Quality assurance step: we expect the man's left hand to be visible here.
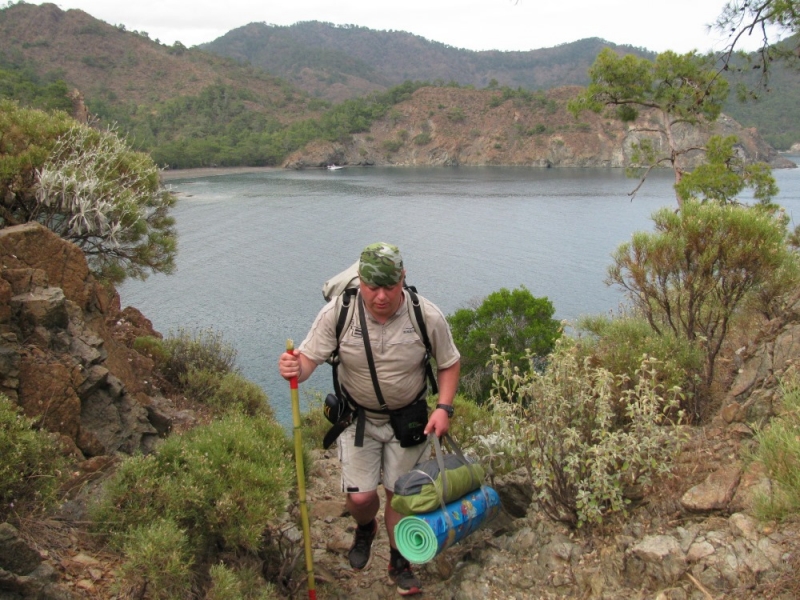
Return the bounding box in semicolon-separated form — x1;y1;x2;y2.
424;408;450;438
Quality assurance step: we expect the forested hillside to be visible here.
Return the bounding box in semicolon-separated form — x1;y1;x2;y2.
1;1;797;169
201;21;800;150
0;3;309;111
721;35;800;151
0;2;335;167
200;21;656;101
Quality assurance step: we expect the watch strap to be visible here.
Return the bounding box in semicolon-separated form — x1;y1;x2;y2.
436;403;454;417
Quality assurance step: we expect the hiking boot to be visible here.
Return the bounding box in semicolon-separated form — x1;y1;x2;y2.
388;554;422;596
348;519;377;570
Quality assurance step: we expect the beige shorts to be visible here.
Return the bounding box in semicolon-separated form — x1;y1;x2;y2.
338;418;430;494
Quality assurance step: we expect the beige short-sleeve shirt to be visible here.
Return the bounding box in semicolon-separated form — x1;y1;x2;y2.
298;290;460;412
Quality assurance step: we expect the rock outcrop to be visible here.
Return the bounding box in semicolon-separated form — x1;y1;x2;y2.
0;523;74;599
283;86;796;171
722;289;800;424
0;222;164;458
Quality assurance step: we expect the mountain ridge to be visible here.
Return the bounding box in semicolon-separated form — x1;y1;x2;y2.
1;2;797;167
200;21;655;102
0;2;318;121
199;21;800;149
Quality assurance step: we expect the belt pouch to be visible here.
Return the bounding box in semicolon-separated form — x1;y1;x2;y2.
389;397;428;448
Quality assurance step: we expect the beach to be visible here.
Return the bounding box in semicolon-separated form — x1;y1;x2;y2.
159;166;280;181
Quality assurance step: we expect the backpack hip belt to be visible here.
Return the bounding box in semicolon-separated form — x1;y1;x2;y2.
341;384;428;448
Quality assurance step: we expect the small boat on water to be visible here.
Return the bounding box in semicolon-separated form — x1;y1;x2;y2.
327;164;344;170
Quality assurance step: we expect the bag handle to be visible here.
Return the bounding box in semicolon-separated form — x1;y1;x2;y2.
429;433;483;513
442;433;481;492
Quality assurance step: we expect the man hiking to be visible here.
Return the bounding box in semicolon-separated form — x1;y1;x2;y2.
278;242;460;596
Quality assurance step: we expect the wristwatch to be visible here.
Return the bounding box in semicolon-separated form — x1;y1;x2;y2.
436;403;454;418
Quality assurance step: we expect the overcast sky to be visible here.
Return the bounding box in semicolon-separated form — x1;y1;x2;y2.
26;0;774;54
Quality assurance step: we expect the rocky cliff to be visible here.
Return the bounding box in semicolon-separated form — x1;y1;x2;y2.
0;223;168;459
284;86;795;171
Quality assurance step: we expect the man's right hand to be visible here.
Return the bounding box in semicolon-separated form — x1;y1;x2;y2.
278;351;302;381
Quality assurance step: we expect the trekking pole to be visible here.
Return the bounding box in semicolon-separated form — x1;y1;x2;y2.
286;339;317;600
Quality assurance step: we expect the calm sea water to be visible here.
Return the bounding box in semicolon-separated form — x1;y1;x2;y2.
119;159;800;427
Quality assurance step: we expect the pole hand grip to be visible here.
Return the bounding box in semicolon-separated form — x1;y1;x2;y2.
286;339;298;389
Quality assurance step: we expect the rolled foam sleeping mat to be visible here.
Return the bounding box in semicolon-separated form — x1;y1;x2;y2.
394;485;501;564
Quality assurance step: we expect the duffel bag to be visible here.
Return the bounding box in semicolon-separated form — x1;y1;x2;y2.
391;433;485;516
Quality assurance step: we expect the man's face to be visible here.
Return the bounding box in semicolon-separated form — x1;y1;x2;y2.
359;274;404;321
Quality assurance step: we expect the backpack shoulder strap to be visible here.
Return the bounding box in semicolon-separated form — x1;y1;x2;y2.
329;288;358;401
405;288;439;395
330;288;438;402
335;288;357;344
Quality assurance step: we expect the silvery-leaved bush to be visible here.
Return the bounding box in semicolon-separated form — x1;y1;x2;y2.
489;339;685;528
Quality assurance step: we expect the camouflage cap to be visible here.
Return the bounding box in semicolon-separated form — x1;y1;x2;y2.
358;242;404;287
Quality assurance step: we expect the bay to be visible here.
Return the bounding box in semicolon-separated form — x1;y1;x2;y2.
119;159;800;427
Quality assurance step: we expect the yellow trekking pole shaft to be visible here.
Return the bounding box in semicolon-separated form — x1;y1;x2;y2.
286;340;317;600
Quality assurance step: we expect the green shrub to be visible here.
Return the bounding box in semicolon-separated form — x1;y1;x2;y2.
444;394;494;452
132;335;169;366
207;563;279;600
161;327;237;387
747;256;800;320
207;564;242;600
448;286;561;403
608;200;797;413
576;313;702;419
489;340;685;528
212;372;273;418
118;519;194;600
382;138;403;152
388;109;403;126
180;369;272;418
91;413;293;555
413;132;432;145
752;374;800;521
0;394;64;516
14;107;177;284
180;368;222;403
446;107;466;122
